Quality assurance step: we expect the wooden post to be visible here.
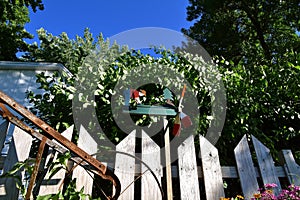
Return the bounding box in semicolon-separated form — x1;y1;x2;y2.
164;117;173;200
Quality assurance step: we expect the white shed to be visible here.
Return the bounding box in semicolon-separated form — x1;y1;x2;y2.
0;61;71;153
0;61;71;108
0;62;70;198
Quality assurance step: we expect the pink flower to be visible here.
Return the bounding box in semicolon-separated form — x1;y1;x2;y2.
265;183;278;189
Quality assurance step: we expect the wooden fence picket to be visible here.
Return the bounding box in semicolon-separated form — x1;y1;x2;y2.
252;135;281;195
199;135;225;200
114;130;136;200
38;125;73;196
72;125;97;195
141;130;162;200
280;149;300;186
234;135;259;200
178;135;201;200
0;120;299;200
0;125;32;199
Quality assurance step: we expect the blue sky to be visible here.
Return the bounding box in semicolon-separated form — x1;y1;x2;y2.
26;0;194;43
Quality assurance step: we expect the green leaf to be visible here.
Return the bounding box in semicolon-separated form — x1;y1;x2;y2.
48;166;64;180
37;191;64;200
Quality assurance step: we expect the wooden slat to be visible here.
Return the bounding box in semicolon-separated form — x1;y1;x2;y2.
199;135;225;200
0;121;9;151
114;130;136;200
218;166;239;178
171;165;285;178
0;125;32;199
252;135;281;195
72;125;97;195
141;130;162;200
164;118;173;200
234;135;259;200
105;163;286;179
178;135;200;200
39;125;73;195
0;121;9;169
280;150;300;186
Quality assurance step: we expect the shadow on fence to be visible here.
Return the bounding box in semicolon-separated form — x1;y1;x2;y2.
0;120;299;200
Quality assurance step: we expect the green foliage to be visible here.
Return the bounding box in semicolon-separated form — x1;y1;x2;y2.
0;153;93;199
0;0;44;60
15;0;44;12
69;41;220;142
26;71;75;133
0;1;33;60
24;30;108;133
2;0;44;13
23;25;299;197
183;0;300;164
36;151;95;199
0;158;35;198
25;26;300;167
216;56;300;164
37;179;92;200
183;0;300;65
25;28;97;74
47;151;71;180
1;0;296;197
25;29;222;144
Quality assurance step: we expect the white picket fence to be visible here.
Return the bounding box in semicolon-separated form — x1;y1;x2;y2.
0;120;299;200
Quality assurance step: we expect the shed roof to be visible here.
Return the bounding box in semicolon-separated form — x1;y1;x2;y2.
0;61;72;77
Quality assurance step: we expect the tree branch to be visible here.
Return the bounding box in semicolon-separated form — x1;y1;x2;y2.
240;1;271;61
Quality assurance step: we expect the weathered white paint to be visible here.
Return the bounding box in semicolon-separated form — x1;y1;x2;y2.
199;135;225;200
178;135;200;200
38;125;74;196
114;131;136;200
141;130;162;200
0;61;71;198
252;135;281;195
234;135;259;200
0;126;32;199
72;125;97;196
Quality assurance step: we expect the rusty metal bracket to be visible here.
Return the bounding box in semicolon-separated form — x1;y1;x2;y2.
25;136;47;200
0;90;121;200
